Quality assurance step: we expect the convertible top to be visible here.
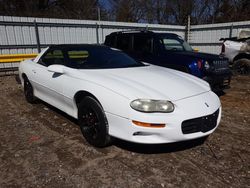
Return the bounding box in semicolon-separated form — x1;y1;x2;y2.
48;44;108;49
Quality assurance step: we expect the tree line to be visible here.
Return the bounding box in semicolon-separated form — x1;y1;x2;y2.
0;0;249;25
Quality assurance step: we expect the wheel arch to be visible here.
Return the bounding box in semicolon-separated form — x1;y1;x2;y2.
22;73;28;79
74;90;103;109
20;73;28;86
233;53;250;62
71;86;130;120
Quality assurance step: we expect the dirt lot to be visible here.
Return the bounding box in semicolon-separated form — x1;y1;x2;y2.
0;75;249;188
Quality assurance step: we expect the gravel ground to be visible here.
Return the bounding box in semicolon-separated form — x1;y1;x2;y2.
0;75;249;188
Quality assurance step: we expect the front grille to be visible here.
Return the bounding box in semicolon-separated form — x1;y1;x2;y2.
213;60;229;73
181;109;219;134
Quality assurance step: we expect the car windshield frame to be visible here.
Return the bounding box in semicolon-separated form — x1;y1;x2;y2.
158;35;193;52
64;46;146;69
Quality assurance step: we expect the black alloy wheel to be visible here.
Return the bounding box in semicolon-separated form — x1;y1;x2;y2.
24;78;36;103
78;96;111;147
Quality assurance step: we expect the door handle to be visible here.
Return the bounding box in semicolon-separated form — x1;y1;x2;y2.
32;69;36;73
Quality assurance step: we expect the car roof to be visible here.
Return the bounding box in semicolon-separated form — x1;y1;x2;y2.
108;30;179;37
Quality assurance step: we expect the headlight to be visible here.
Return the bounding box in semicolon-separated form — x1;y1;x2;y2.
130;99;174;113
204;61;210;69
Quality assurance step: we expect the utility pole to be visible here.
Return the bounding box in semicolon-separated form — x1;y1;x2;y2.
96;7;101;44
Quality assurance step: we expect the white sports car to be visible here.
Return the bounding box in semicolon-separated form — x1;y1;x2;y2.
19;44;221;147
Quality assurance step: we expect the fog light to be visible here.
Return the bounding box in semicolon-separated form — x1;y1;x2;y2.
133;132;154;136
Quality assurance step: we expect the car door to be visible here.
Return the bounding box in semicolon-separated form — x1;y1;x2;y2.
156;37;190;72
31;48;67;111
61;48;91;116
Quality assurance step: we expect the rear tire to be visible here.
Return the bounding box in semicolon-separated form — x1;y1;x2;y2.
23;78;36;103
232;58;250;75
78;96;111;147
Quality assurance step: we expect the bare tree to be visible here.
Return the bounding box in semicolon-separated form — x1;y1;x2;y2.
0;0;103;20
108;0;144;22
0;0;249;24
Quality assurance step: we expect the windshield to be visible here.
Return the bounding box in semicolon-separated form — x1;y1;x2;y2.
159;35;193;52
66;47;146;69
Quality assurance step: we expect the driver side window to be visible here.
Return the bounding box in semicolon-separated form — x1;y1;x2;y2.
162;39;184;51
39;49;64;67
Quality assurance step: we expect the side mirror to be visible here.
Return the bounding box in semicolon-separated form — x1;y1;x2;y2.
48;64;64;74
193;48;199;52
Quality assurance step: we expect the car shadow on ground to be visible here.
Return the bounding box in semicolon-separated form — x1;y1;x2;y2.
215;90;226;97
113;136;208;154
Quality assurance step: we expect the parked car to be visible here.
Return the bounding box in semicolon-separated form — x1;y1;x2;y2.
104;30;231;92
220;30;250;74
19;44;221;147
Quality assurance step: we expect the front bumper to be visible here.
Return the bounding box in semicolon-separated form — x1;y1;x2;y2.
203;73;231;91
106;91;221;144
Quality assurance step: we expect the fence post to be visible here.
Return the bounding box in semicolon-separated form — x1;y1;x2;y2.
33;20;41;53
96;23;99;44
101;24;104;43
186;15;191;42
229;24;233;38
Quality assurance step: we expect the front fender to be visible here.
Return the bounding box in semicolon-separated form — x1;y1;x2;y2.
63;77;131;119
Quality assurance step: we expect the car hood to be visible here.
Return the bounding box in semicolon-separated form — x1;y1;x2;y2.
163;51;227;61
75;65;210;101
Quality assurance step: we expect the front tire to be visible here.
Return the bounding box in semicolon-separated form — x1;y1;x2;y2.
78;97;111;147
232;58;250;75
24;78;36;103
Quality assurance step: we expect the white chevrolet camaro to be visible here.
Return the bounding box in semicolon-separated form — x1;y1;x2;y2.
19;44;221;147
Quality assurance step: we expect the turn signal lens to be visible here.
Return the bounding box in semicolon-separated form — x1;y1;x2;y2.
132;120;165;128
197;60;202;69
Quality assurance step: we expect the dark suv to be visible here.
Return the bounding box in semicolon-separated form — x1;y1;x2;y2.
104;30;231;92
